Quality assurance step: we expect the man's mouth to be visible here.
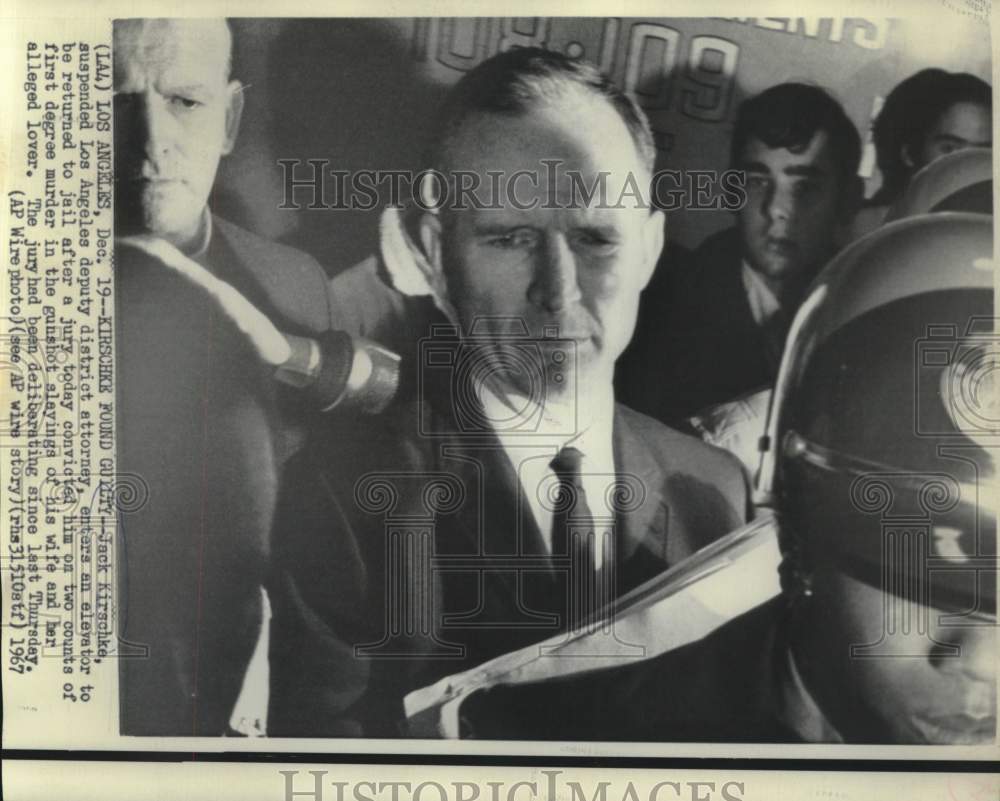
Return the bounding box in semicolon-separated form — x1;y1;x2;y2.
765;237;797;256
126;163;181;184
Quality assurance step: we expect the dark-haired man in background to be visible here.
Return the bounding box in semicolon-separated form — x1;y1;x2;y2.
850;68;992;237
618;83;862;433
870;68;992;209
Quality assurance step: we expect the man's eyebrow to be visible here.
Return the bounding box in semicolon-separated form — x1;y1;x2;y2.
172;83;213;93
783;164;827;178
740;161;771;173
471;222;532;235
158;79;217;96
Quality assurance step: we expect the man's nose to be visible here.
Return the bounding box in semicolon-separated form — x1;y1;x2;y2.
121;93;172;163
528;234;582;313
765;182;796;226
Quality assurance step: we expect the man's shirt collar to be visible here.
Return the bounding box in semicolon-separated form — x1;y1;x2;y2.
740;259;783;328
478;379;614;456
187;207;213;263
478;379;616;559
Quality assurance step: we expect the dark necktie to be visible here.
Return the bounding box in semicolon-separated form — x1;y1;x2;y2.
550;446;602;628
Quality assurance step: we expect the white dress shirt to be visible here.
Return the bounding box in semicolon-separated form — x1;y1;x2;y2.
740;258;783;329
478;380;616;568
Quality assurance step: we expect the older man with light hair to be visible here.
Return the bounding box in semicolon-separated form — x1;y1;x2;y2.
114;18;340;736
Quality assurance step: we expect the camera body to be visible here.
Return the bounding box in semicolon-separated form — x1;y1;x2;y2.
915;316;999;444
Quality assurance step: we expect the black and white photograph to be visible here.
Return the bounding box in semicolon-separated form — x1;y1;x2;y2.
1;4;997;790
103;11;997;748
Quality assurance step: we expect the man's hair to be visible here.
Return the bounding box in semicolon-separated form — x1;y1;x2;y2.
730;82;861;189
112;18;235;82
871;69;992;204
427;47;656;175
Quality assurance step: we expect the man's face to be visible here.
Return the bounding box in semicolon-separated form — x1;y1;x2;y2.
910;101;992;168
738;131;845;290
806;568;996;744
422;93;662;405
114;19;243;250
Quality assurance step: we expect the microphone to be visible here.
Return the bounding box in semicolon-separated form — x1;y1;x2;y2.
118;234;401;414
274;330;400;414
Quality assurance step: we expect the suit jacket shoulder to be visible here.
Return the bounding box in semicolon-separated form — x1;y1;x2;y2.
618;226;773;424
329;255;408;336
212;214;333;334
616;227;759;424
616;402;748;477
328;254;445;369
615;402;752;542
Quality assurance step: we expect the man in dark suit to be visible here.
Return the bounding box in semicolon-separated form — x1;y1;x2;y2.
114;18;338;735
617;84;862;429
267;48;751;738
459;212;997;745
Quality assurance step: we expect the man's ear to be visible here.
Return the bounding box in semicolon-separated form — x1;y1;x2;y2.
413;210;462;325
221;80;245;156
901;143;916;170
639;209;666;290
418;211;445;282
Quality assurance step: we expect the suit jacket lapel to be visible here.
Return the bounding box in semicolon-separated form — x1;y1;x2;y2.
209;215;330;334
422;379;674;638
612;405;670;583
437;427;546;557
429;401;550;627
437;403;675;612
